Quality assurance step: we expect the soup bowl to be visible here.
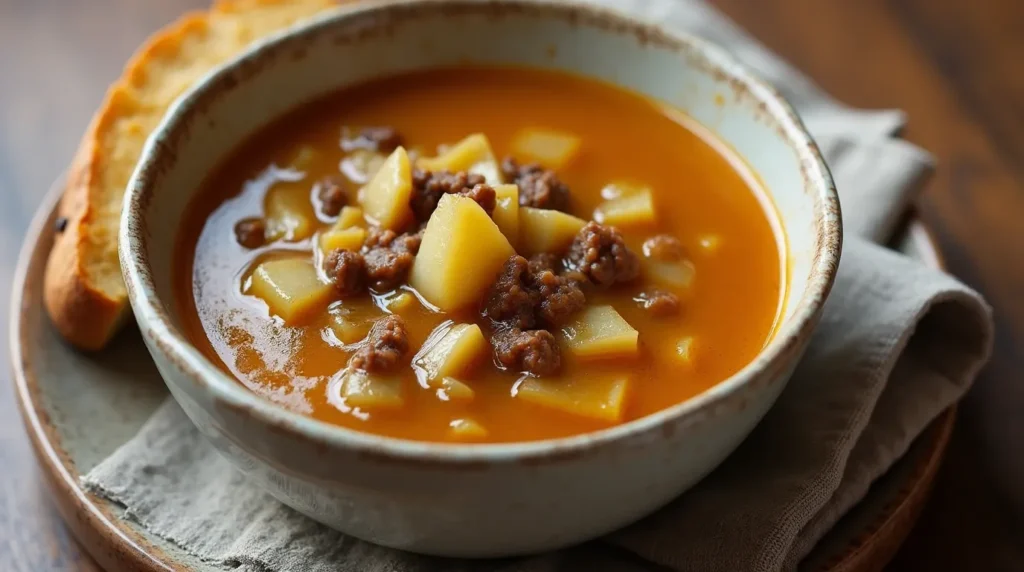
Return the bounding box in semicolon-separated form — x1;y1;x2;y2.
120;0;840;557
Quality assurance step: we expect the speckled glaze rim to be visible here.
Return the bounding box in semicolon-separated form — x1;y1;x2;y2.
120;0;842;464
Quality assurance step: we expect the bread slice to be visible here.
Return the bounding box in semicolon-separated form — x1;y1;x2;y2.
44;0;336;350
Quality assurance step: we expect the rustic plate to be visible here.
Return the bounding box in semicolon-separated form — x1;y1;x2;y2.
11;179;952;572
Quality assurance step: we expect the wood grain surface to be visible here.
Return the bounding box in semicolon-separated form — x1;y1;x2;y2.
0;0;1020;570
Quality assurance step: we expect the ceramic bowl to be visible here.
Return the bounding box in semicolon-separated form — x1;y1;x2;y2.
120;0;841;557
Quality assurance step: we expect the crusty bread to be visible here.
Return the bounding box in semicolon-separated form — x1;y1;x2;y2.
44;0;335;350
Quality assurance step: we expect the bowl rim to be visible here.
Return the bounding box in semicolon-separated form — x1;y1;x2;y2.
120;0;842;464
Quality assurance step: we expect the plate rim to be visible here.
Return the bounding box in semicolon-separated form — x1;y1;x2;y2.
9;178;954;572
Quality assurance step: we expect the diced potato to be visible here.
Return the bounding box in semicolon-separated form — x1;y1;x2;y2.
358;146;413;230
341;149;387;185
329;314;372;345
434;377;475;403
337;369;404;410
384;291;418;314
594;190;656;227
264;182;317;242
560;305;639;360
492;184;520;244
286;145;319;172
698;234;721;253
247;258;333;324
414;322;488;381
518;207;586;255
410;194;515;311
674;337;696;367
319;227;367;254
516;374;630;422
334;206;366;230
327;302;379;345
599;180;648;201
509;128;581;170
645;259;696;289
449;418;488;440
417;133;501;184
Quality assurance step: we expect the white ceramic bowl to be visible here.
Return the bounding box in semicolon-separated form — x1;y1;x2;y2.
120;0;840;557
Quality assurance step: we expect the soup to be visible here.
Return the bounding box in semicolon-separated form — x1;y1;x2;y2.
175;66;783;443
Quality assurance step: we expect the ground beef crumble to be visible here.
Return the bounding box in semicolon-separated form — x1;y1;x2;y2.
362;228;423;292
492;327;561;377
410;169;495;221
642;234;686;262
315;175;349;218
527;253;560;274
348;315;410;372
500;156;570;211
233;217;266;249
564;221;640;288
325;249;366;297
635;289;681;317
482;255;538;330
482;255;587;376
534;268;587;326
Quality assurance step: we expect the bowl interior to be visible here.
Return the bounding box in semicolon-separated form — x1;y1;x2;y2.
124;0;839;451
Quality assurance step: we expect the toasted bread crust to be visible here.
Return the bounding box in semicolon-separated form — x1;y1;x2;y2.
43;0;334;351
45;112;127;351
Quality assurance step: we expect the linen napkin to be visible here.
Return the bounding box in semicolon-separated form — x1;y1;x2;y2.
83;1;994;571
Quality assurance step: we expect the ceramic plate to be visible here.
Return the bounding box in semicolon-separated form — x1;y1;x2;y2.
11;179;952;571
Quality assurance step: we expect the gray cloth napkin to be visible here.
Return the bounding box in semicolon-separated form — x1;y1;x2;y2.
83;1;995;571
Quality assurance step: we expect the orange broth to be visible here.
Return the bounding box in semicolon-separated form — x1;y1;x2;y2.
175;66;783;443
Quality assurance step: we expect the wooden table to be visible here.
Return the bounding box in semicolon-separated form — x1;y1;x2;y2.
1;0;1021;570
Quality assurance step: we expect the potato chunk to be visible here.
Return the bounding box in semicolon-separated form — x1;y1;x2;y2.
560;305;639;359
327;302;380;345
247;257;333;324
264;182;317;242
358;146;413;230
319;227;367;254
509;128;581;170
382;291;418;314
414;322;488;381
599;180;646;201
594;189;656;227
329;314;372;345
417;133;501;184
334;206;366;230
492;184;520;244
518;207;587;256
410;194;515;311
644;259;696;289
434;377;475;403
337;369;404;410
449;418;488;440
516;374;630;422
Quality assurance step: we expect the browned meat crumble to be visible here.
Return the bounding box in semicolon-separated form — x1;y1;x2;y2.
325;249;366;297
315;175;349;218
635;289;681;317
492;327;561;377
564;221;640;288
349;315;410;372
410;169;495;221
500;156;570;211
362;228;423;291
233;217;266;249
